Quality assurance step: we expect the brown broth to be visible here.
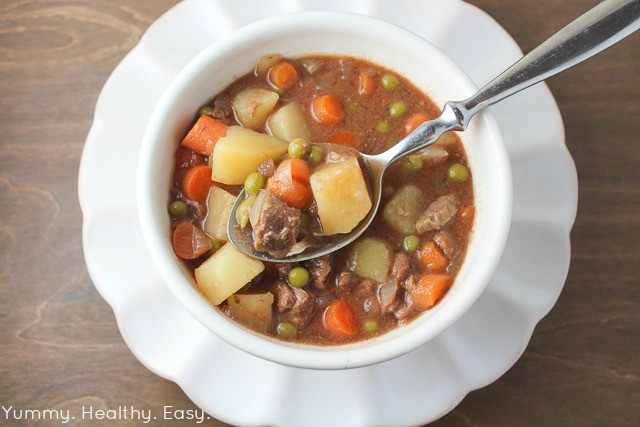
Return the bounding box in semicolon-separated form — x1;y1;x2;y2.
169;55;473;345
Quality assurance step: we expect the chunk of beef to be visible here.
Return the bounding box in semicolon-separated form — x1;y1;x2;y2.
252;191;301;258
393;276;418;321
283;288;315;328
336;271;357;291
257;159;276;179
307;255;331;290
434;230;458;259
415;194;458;234
272;280;295;312
211;98;233;125
355;279;376;298
391;252;411;282
356;280;380;315
377;253;414;313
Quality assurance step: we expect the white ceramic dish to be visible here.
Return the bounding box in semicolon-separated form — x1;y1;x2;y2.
79;0;577;425
137;11;512;370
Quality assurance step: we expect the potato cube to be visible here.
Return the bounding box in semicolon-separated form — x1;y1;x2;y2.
210;126;289;184
382;184;427;234
232;88;279;129
204;186;236;241
310;156;372;235
347;238;391;283
267;102;312;142
195;243;265;305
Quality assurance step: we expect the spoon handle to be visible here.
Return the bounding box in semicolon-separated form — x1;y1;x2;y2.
453;0;640;124
383;0;640;164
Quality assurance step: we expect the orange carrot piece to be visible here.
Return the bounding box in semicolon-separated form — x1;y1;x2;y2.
417;241;448;271
172;222;212;260
357;71;375;97
460;205;475;225
323;299;358;337
277;158;310;183
267;173;313;210
269;61;299;90
311;95;344;125
181;115;228;156
403;112;429;135
267;158;313;209
182;165;214;202
411;274;453;310
329;131;359;148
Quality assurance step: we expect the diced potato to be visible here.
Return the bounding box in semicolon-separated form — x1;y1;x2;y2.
210;126;289;184
195;243;265;305
232;88;279;129
204;186;236;241
267;102;312;142
347;238;391;283
382;184;427;234
255;54;282;75
310;156;372;235
227;293;274;333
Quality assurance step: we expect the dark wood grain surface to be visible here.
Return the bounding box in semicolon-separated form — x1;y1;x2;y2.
1;1;638;425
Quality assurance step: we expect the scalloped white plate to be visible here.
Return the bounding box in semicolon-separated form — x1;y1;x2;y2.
78;0;578;425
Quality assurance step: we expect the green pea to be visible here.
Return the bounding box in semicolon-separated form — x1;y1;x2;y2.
363;319;379;333
208;238;222;255
381;73;400;91
403;154;423;173
168;200;188;218
348;101;360;112
288;138;309;159
244;172;265;196
447;163;470;183
308;145;324;164
277;322;298;339
300;212;310;229
376;120;391;133
403;235;420;252
198;106;213;116
389;101;408;118
236;195;256;228
288;266;310;288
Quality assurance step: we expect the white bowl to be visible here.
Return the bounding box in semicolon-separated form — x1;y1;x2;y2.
137;11;512;370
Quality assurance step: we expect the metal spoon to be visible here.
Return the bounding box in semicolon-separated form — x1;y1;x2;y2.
229;0;640;262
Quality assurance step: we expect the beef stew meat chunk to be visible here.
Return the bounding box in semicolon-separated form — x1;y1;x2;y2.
168;54;474;344
251;190;301;258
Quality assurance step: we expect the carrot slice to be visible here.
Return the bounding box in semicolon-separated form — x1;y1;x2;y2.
277;158;311;183
323;299;358;337
357;71;375;97
172;222;212;260
182;165;214;202
403;112;429;135
417;241;448;271
311;95;344;125
267;173;313;210
329;131;359;148
410;274;452;310
181;115;228;156
269;61;299;90
175;147;205;171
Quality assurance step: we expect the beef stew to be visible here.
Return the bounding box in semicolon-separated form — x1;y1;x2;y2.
168;55;474;344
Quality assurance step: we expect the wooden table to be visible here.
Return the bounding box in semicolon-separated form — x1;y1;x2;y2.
1;1;638;425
